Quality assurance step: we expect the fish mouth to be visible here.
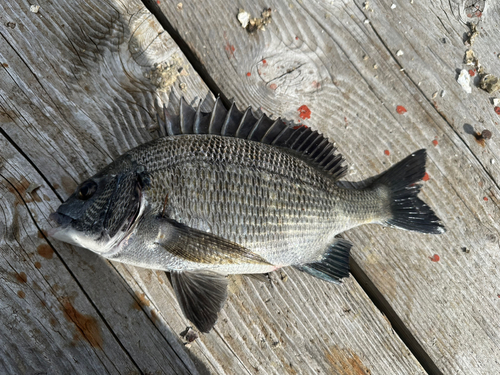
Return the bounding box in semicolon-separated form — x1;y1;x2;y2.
49;211;73;226
48;211;104;251
48;211;73;238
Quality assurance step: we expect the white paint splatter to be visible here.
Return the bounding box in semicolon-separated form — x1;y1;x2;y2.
237;10;251;28
457;69;472;94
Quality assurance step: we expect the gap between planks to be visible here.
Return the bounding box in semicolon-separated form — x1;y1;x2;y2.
140;1;445;374
0;128;145;374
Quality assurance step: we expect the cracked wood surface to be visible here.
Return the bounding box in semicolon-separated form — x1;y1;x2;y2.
0;1;209;374
0;0;428;374
148;0;500;374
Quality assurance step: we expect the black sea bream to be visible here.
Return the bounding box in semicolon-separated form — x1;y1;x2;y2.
49;99;445;332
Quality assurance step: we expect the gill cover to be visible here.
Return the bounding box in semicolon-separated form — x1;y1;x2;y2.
50;163;149;252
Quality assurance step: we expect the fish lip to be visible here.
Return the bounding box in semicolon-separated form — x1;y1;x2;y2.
48;211;73;238
49;211;73;227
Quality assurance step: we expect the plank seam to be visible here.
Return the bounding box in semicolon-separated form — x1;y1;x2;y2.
0;141;144;375
0;128;63;202
359;7;500;194
141;0;231;108
213;328;253;375
0;31;71;136
108;263;198;375
349;259;443;375
139;2;446;374
0;174;126;374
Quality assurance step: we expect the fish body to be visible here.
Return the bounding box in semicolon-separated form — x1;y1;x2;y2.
102;135;385;274
49;99;444;332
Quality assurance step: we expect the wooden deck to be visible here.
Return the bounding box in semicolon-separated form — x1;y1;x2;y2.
1;0;499;374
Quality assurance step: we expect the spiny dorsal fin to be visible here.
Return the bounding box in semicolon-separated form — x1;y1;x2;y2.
157;98;347;180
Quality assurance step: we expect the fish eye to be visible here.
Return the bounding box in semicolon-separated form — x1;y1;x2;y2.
77;180;98;200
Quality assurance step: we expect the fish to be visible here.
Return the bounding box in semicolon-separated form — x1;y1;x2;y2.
49;98;445;332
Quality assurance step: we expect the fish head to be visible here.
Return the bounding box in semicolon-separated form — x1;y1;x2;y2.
49;168;146;254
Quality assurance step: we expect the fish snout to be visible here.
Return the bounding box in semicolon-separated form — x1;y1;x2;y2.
49;211;73;227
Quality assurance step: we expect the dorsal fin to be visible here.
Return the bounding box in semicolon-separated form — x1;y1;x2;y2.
157;99;347;180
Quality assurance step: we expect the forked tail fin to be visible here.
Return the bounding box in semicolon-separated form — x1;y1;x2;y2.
373;149;445;234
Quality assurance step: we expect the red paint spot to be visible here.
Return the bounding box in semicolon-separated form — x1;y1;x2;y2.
396;105;407;114
312;80;321;89
298;105;311;119
422;172;430;181
429;254;440;262
262;59;267;64
384;150;390;156
469;69;475;77
156;0;160;4
497;294;500;298
484;196;489;201
246;72;251;77
225;43;235;58
293;124;308;130
295;36;299;40
494;107;500;115
432;139;438;146
269;83;277;90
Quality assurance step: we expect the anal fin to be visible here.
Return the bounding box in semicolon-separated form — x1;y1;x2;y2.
294;239;352;284
170;271;228;333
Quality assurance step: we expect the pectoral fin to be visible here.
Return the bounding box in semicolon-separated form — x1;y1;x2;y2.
170;271;228;332
157;218;271;266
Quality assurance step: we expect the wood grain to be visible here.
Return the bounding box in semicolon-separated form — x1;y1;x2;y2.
148;0;500;373
0;0;432;374
0;0;208;374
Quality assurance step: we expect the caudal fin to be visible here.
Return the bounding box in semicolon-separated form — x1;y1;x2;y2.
374;149;445;234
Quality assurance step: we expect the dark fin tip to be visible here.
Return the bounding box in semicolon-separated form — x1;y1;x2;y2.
294;239;352;283
376;149;445;234
170;271;228;333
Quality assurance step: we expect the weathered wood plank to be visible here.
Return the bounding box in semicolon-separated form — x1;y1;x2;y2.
148;0;500;373
115;263;427;375
0;0;431;374
0;0;208;374
0;137;153;375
